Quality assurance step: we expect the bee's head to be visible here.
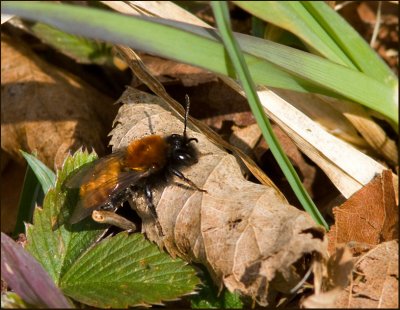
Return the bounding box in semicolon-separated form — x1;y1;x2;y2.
166;95;198;166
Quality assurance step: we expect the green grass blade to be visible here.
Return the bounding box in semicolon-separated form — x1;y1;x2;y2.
20;150;55;193
13;151;55;236
234;1;397;85
302;1;397;85
211;2;328;230
1;1;319;95
2;1;397;126
233;1;356;69
238;34;398;125
13;164;43;236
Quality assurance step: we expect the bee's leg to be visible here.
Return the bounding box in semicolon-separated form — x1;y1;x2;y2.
144;183;164;236
106;187;135;211
168;167;207;193
124;186;135;197
102;201;117;211
97;189;138;233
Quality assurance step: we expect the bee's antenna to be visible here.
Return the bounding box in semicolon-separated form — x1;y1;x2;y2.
183;94;190;139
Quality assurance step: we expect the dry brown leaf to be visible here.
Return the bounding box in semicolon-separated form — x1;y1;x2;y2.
109;87;328;306
137;54;218;87
255;124;318;200
302;246;354;308
327;170;398;254
326;246;354;290
1;160;26;233
334;240;399;308
114;45;281;192
1;150;11;174
1;33;115;169
229;123;262;157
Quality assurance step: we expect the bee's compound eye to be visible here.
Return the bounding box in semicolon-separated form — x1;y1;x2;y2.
174;151;196;165
178;154;188;161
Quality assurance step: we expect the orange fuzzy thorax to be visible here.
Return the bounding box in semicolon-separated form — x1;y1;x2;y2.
125;135;168;172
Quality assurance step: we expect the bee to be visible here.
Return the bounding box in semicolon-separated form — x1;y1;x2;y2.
65;95;205;235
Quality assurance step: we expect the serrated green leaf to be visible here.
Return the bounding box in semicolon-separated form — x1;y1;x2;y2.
60;232;200;308
24;150;200;307
25;150;107;285
20;150;55;194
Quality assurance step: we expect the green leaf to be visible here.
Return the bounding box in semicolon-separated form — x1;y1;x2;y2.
190;267;243;309
24;150;200;307
1;292;32;308
302;1;397;85
60;232;200;308
233;1;356;68
25;150;106;284
13;162;43;236
20;150;55;194
237;33;397;124
30;22;113;65
233;1;396;84
14;151;54;236
2;1;397;125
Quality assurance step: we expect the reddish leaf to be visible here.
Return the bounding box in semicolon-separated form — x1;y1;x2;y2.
328;170;398;254
1;232;71;308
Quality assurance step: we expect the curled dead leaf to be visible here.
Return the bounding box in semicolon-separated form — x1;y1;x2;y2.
302;246;353;309
327;170;398;254
109;87;328;306
1;33;115;169
334;240;398;308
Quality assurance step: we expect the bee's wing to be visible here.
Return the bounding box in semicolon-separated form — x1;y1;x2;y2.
64;153;124;189
69;168;151;224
